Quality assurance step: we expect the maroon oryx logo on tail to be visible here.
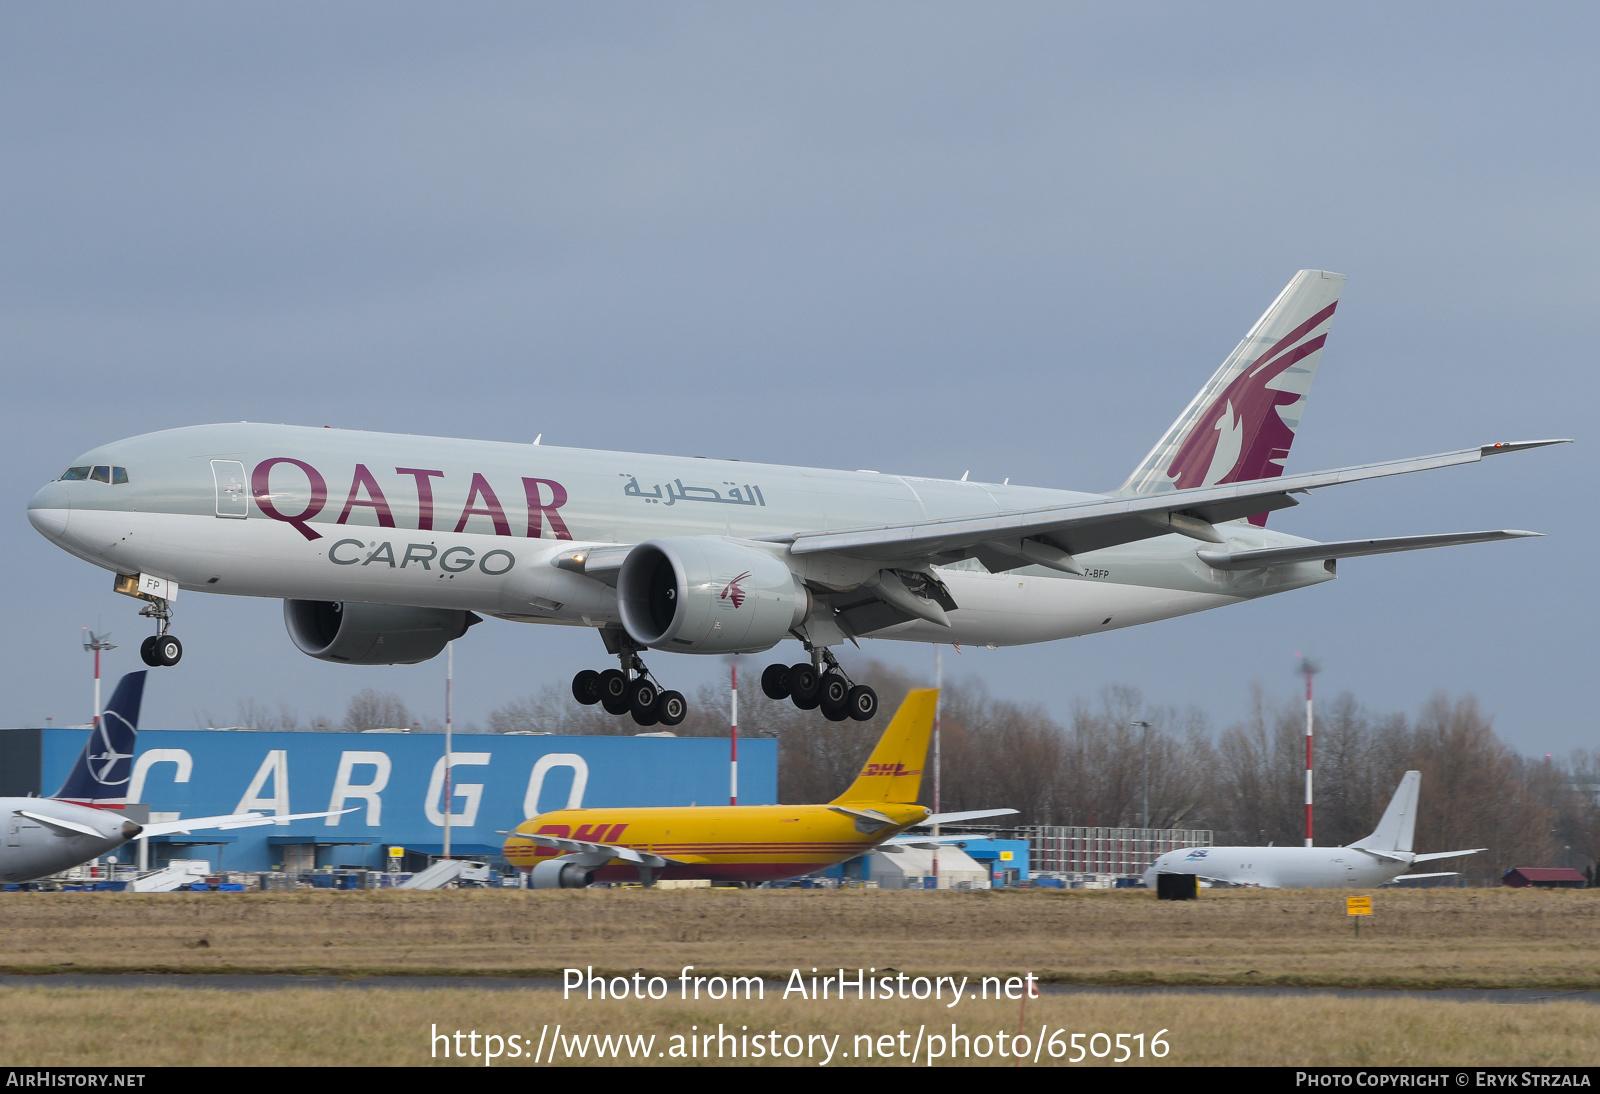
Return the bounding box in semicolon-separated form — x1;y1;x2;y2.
720;571;752;608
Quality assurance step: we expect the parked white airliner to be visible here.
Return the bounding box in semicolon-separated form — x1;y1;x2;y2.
1143;771;1483;889
28;270;1565;725
2;671;344;884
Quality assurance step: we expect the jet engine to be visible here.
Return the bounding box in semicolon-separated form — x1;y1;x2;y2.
284;600;481;665
529;859;593;889
616;537;808;654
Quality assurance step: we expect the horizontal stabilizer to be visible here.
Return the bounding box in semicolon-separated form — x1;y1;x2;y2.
1392;872;1460;882
1197;530;1542;571
912;808;1020;827
15;809;103;839
1410;848;1485;864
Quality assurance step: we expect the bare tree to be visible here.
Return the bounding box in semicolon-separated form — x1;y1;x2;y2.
343;689;412;732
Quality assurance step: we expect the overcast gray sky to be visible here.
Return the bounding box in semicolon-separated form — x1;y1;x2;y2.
4;4;1594;751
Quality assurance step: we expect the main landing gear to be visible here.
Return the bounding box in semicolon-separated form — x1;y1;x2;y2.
760;648;877;722
571;652;687;728
137;598;183;667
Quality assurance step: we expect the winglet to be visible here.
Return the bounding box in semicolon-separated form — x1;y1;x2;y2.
1480;439;1572;456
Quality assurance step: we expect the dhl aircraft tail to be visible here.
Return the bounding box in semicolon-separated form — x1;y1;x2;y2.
830;689;938;805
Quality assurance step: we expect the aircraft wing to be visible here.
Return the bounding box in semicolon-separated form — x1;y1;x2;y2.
502;831;682;868
1410;848;1486;863
783;441;1567;566
139;808;355;837
1392;871;1461;881
1196;530;1541;571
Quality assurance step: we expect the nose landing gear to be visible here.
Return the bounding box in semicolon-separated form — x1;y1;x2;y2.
136;598;182;667
760;648;877;721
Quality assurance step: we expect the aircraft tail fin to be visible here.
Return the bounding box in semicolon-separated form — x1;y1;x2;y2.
1119;269;1345;525
54;670;144;806
830;689;938;805
1353;770;1421;854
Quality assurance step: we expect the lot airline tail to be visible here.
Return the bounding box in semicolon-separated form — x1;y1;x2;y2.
54;670;144;807
830;688;938;805
1119;269;1345;523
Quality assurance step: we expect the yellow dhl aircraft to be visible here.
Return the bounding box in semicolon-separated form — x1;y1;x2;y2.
502;689;1016;887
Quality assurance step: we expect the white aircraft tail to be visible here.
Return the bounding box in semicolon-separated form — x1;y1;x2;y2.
1353;770;1421;854
1119;270;1345;524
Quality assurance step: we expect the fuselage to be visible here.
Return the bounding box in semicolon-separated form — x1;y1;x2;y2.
505;802;929;883
1143;845;1404;889
0;798;141;884
27;423;1334;650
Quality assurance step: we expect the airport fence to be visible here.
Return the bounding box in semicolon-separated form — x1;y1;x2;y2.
988;825;1212;878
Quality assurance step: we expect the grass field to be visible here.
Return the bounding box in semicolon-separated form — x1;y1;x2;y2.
0;984;1596;1067
2;886;1597;990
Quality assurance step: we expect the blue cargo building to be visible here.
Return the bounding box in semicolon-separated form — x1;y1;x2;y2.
0;727;775;873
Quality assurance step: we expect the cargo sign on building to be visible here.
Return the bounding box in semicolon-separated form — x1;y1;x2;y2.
0;728;775;873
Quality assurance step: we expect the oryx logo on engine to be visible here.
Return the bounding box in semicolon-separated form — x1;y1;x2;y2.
719;571;752;608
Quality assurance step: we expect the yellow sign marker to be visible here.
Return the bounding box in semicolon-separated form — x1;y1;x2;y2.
999;850;1014;861
1346;896;1372;916
388;846;405;858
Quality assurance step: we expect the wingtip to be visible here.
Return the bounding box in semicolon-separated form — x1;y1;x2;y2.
1481;439;1573;456
1502;530;1545;538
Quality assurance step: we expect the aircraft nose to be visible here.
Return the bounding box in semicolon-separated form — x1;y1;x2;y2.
27;483;70;542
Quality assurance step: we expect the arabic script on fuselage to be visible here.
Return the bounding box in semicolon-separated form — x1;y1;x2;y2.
622;474;765;507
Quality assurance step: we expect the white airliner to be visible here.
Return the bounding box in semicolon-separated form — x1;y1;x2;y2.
1;671;345;884
28;270;1565;725
1143;771;1483;889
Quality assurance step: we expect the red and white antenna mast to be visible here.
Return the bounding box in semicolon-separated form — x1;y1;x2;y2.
729;661;739;806
1296;654;1320;847
82;629;116;729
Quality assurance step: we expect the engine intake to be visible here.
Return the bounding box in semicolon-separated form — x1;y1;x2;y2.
284;600;481;665
616;537;808;654
529;859;593;889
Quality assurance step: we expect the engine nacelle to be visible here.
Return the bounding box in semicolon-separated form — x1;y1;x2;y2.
617;537;808;654
284;600;480;665
529;859;593;889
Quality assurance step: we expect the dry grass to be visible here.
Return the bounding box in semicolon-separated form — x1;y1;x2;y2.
0;985;1594;1067
3;886;1598;989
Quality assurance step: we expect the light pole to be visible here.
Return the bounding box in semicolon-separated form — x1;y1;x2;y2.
1132;721;1151;831
443;641;453;860
932;646;942;889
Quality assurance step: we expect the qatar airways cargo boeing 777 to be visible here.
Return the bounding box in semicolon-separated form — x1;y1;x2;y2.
28;270;1565;726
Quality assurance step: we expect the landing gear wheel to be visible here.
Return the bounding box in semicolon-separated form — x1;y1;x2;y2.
628;680;660;725
845;685;879;722
154;635;183;667
818;672;849;708
571;669;602;706
140;636;161;667
598;669;630;715
788;663;821;709
819;672;850;721
656;690;687;727
760;663;790;701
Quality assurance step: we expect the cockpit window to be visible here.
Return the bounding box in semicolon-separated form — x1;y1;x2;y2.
60;466;90;480
90;466;111;483
112;467;128;484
